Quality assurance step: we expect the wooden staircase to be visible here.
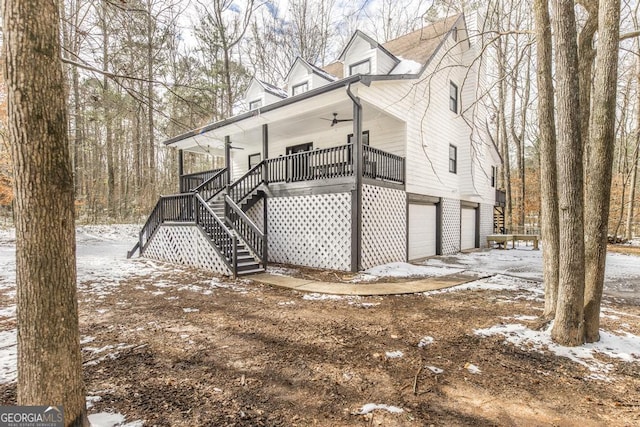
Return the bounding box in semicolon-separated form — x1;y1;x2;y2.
208;200;264;276
130;166;267;277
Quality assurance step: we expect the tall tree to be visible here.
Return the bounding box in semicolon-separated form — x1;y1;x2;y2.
3;0;87;424
583;0;621;342
533;0;560;318
550;0;586;346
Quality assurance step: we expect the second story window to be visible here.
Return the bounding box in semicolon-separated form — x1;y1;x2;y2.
249;99;262;110
349;59;371;76
449;144;457;174
292;82;309;96
449;81;458;113
491;166;496;187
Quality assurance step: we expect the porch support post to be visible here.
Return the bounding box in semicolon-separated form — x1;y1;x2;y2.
224;135;231;183
262;124;268;182
225;135;231;221
178;149;184;193
349;86;363;272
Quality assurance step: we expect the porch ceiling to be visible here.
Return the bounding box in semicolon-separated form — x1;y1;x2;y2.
169;87;403;154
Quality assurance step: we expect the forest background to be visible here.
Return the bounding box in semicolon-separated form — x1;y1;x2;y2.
0;0;638;239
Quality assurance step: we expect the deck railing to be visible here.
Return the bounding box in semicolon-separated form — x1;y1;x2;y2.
362;145;405;184
228;162;264;203
193;168;228;202
138;192;237;275
225;195;266;265
183;144;405;189
265;144;353;183
180;168;224;192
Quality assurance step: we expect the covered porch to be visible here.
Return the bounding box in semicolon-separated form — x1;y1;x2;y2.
168;84;407;192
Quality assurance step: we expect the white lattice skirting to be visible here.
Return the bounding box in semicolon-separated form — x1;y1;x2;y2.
479;203;494;249
441;198;461;255
268;193;351;271
143;224;232;276
361;184;406;270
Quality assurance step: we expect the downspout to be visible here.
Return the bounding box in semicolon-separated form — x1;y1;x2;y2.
347;82;363;272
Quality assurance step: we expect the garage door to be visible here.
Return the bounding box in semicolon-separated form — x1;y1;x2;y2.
408;204;437;260
461;207;477;250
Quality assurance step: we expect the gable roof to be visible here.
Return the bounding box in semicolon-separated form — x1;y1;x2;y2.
337;30;399;63
251;78;287;99
284;57;338;83
322;13;463;78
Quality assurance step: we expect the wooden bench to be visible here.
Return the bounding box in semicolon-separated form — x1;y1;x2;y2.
513;234;540;250
486;234;514;249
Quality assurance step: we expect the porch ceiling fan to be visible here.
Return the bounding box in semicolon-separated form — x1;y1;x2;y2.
321;112;353;127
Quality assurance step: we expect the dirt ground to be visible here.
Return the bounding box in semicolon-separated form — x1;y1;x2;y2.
1;261;640;426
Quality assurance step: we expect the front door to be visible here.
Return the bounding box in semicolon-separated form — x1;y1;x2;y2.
286;142;313;181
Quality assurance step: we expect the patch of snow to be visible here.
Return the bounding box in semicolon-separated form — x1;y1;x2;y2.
81;336;96;345
418;336;434;348
0;329;17;384
277;301;296;306
349;302;380;308
88;412;143;427
501;315;538;321
182;308;199;313
83;343;136;367
427;366;444;374
424;274;543;296
385;350;404;359
475;323;640;377
465;363;481;374
302;293;356;301
364;262;463;278
267;266;300;276
86;395;102;409
391;57;423;74
355;403;404;415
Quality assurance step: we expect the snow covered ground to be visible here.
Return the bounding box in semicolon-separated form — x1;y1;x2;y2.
0;225;639;423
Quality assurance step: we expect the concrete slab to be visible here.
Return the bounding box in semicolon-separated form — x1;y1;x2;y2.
249;272;489;296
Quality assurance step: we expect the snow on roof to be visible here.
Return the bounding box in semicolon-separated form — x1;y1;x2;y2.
390;57;423;75
259;79;287;98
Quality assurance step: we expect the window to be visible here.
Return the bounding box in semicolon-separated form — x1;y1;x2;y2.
491;166;496;187
349;59;371;76
449;81;458;113
248;153;261;169
286;142;313;154
452;27;458;42
449;144;457;174
347;130;370;146
292;82;309;96
249;99;262;110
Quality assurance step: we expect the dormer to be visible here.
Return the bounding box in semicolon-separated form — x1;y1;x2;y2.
244;78;287;110
285;57;337;97
339;31;400;76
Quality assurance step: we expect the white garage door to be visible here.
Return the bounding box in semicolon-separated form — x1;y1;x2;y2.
461;207;477;250
408;204;437;260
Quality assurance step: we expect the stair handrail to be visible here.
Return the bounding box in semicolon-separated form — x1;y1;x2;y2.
192;167;228;202
224;194;266;265
227;161;264;203
194;193;238;276
180;168;224;192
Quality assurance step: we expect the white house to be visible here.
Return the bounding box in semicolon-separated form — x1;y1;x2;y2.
131;13;503;277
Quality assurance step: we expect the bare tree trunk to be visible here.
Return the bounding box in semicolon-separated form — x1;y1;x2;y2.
627;54;640;240
146;0;156;178
583;0;621;343
3;0;87;423
550;0;585;346
497;36;512;232
101;6;115;219
534;0;560;319
577;0;598;149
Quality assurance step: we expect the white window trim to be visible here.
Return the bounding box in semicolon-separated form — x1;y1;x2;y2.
249;99;262;110
292;81;309;96
349;58;371;76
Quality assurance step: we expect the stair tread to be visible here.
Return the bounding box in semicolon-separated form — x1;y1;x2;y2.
237;268;265;275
